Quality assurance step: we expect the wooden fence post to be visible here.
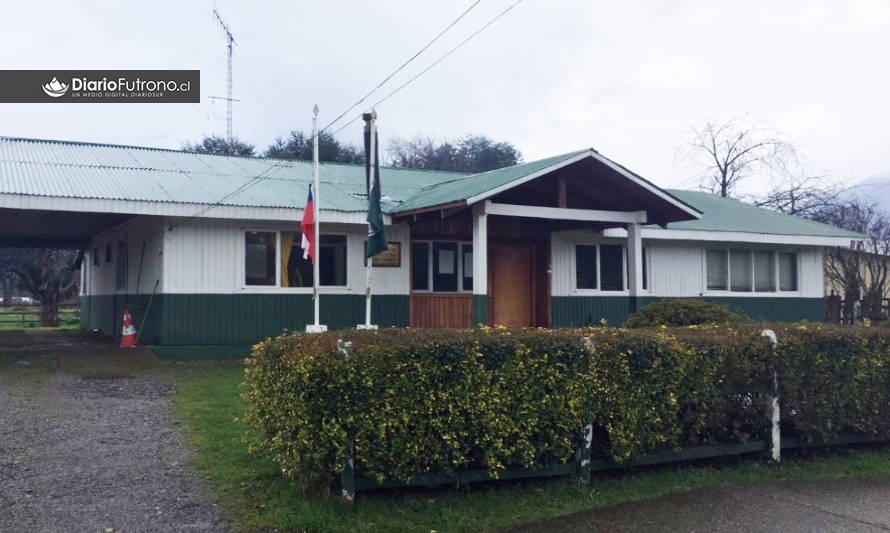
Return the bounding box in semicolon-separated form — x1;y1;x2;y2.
761;329;781;462
577;423;593;483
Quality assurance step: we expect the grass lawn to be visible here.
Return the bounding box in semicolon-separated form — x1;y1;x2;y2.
0;306;79;331
154;359;890;533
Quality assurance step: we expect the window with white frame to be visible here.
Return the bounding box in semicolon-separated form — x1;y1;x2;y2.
245;231;276;286
706;249;798;293
575;244;647;291
411;240;472;292
245;231;348;287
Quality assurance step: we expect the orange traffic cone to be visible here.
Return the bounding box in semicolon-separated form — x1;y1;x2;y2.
120;307;137;348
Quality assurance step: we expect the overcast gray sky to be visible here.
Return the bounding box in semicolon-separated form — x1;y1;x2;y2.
2;0;888;193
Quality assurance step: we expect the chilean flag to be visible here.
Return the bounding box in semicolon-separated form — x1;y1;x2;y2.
300;185;315;263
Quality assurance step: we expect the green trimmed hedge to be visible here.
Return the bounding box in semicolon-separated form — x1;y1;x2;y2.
625;298;748;328
242;324;890;490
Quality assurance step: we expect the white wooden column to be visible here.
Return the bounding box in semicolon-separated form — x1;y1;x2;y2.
627;221;643;297
472;204;488;324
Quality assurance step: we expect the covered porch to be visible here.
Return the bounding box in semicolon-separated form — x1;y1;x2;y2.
391;149;701;328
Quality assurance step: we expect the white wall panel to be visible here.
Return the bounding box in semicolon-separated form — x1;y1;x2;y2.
552;230;826;299
162;219;410;295
800;248;823;298
86;215;164;296
647;243;704;297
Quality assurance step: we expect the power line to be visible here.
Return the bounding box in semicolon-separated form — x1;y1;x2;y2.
318;0;483;136
173;1;523;229
330;0;525;137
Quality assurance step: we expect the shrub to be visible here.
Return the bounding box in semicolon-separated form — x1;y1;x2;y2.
241;324;890;493
625;299;748;328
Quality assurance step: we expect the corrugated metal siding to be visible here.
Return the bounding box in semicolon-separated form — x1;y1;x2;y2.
364;223;411;295
551;296;631;327
551;295;823;327
554;232;824;300
162;218;411;295
159;293;408;345
163;218;239;293
648;243;703;297
703;297;823;322
801;248;823;298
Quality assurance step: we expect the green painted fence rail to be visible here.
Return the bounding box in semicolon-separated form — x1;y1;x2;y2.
333;330;888;503
337;378;783;503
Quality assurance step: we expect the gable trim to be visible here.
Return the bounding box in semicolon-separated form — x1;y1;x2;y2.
464;150;701;220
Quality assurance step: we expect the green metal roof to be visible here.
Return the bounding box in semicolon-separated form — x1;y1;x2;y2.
0;136;465;213
392;149;590;213
0;137;864;240
660;190;864;238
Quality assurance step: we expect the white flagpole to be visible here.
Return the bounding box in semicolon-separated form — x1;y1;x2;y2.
307;104;326;333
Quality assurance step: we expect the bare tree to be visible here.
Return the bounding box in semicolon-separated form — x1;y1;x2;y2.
682;118;796;198
755;173;845;217
813;200;890;319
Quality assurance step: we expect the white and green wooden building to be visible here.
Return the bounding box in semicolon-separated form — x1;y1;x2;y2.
0;137;860;355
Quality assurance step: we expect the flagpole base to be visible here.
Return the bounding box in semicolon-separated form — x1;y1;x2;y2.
305;324;328;334
356;324;378;330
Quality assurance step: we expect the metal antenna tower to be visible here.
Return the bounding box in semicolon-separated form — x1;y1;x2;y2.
212;8;238;148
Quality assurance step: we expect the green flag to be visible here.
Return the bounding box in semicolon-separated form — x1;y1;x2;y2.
364;112;387;258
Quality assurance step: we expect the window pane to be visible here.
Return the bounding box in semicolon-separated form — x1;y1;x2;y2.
730;250;752;292
462;244;473;291
753;251;775;292
245;231;276;286
600;244;624;291
92;248;99;267
778;252;798;291
412;242;430;291
319;235;347;286
706;250;727;290
433;242;458;291
281;232;313;287
575;245;597;289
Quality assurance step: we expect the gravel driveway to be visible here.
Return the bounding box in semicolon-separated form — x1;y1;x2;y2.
0;371;229;532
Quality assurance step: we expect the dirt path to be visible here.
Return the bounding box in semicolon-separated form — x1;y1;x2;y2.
0;371;229;532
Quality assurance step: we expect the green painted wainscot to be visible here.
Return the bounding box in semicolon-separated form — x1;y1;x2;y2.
81;293;409;358
551;296;824;327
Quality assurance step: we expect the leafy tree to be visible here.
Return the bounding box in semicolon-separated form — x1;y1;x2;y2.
681;118;796;198
265;131;363;164
388;134;521;173
7;249;82;326
182;135;256;157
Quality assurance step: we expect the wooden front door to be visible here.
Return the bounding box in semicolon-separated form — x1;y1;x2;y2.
492;243;533;326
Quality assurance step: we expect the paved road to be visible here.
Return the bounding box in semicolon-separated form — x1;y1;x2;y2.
508;477;890;532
